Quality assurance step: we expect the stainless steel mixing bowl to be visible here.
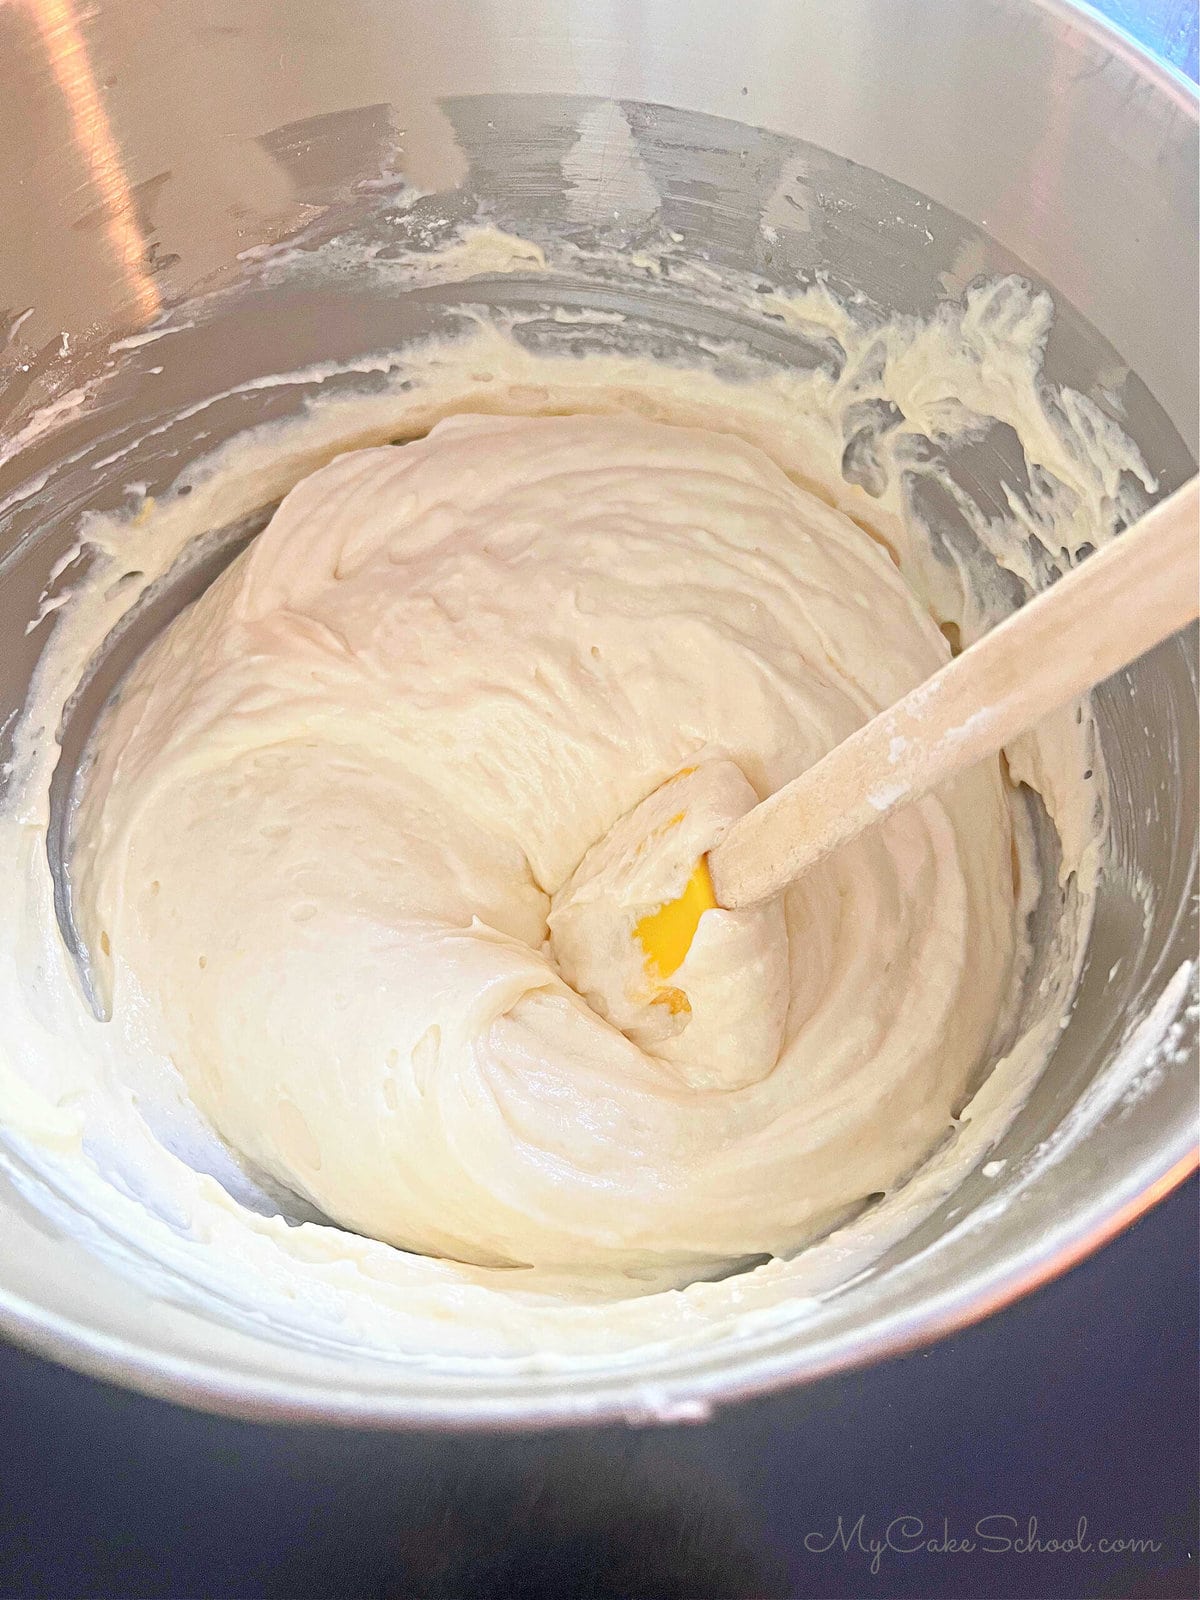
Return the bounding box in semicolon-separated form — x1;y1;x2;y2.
0;0;1195;1425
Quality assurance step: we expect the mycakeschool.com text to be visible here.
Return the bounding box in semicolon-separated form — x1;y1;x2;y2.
802;1514;1164;1576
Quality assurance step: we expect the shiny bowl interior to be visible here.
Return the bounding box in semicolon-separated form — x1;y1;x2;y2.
0;0;1195;1425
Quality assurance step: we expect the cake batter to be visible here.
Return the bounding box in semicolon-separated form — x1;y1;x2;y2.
69;413;1016;1282
0;260;1147;1360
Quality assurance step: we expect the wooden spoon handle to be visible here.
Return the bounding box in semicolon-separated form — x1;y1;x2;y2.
709;477;1200;911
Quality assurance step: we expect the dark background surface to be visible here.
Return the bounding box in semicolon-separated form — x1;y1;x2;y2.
2;3;1197;1597
1;1177;1195;1599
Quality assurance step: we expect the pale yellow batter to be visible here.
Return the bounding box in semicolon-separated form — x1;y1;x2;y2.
71;412;1016;1284
0;263;1146;1360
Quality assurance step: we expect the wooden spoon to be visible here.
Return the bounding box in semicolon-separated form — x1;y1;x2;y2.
637;477;1199;971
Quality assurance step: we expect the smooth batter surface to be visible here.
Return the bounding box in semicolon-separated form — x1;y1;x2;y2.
0;261;1149;1361
70;412;1017;1284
